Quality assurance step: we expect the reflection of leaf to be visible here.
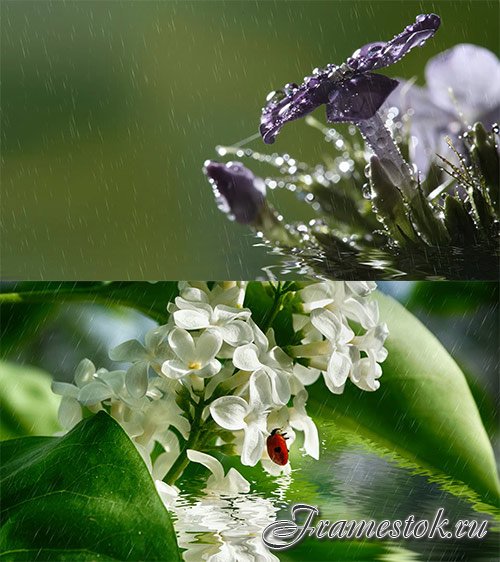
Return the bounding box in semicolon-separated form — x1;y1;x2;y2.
0;361;60;440
308;293;500;507
0;412;181;561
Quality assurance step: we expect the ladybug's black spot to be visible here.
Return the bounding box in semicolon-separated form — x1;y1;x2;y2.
274;447;281;453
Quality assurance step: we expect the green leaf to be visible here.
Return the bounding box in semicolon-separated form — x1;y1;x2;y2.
0;412;181;561
0;282;178;324
406;281;499;315
308;293;500;508
0;361;61;440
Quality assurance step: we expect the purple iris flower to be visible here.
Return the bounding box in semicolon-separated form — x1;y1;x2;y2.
260;14;440;144
203;160;266;224
385;44;500;174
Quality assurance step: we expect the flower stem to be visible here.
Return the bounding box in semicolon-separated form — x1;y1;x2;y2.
163;395;205;485
357;113;416;200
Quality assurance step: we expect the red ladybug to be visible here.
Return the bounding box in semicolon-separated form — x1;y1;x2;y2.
266;428;289;466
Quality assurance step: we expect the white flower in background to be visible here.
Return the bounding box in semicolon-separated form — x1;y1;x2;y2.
187;450;250;493
210;370;271;466
233;320;292;405
109;325;171;398
300;281;379;329
178;281;247;309
161;328;222;379
171;290;253;347
51;279;388;517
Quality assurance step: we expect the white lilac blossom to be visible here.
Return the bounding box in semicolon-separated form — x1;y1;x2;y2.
386;44;500;174
51;281;388;492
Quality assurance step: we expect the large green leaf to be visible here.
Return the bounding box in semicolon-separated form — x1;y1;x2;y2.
0;282;178;324
0;412;181;561
0;361;60;440
308;293;500;508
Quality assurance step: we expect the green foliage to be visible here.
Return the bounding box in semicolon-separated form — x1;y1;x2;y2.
307;293;500;508
0;361;60;440
0;412;181;561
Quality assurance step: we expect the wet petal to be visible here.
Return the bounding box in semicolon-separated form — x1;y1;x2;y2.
327;73;399;122
260;81;330;144
348;14;441;72
195;330;223;363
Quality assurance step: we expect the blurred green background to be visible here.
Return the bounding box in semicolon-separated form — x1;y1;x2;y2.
2;1;499;279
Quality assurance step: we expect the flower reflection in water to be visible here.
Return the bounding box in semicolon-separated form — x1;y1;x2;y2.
159;477;291;562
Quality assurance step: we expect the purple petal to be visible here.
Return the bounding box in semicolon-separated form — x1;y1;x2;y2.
425;44;500;120
260;72;333;144
326;73;399;123
348;14;441;73
203;160;266;224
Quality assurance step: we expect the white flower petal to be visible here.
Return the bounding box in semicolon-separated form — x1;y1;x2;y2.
187;449;225;482
326;352;351;388
196;359;222;378
233;343;262;371
216;321;253;347
217;468;251;493
249;370;273;410
58;396;82;429
126;362;149;399
78;381;113;405
195;330;222;363
241;423;265;466
168;328;195;363
161;359;190;379
74;358;95;387
173;308;210;330
210;396;248;431
267;370;291;406
109;339;148;362
310;308;342;341
51;381;79;399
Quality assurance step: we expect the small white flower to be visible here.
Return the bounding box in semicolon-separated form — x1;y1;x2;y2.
161;328;222;379
109;325;171;398
233;320;292;405
187;450;250;493
210;370;271;466
172;296;253;347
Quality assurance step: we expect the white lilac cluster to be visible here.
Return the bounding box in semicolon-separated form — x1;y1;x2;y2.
52;281;388;487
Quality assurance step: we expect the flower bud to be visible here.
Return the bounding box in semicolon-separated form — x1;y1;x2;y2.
203;160;266;224
470;122;499;208
444;195;478;245
368;155;418;243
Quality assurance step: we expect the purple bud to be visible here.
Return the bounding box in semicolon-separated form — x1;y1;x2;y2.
203;160;266;224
